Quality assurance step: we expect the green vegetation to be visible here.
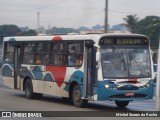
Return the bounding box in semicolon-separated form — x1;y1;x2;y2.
0;25;37;44
1;15;160;48
124;15;160;48
123;15;139;32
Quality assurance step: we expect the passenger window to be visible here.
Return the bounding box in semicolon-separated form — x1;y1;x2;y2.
4;43;14;63
36;43;49;65
51;43;65;53
50;43;66;65
67;43;83;66
22;43;36;64
49;42;84;67
22;43;49;65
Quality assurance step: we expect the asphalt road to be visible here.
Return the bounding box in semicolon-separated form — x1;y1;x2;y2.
0;70;159;120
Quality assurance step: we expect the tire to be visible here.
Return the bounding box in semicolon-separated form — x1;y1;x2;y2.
62;97;72;104
72;84;88;107
24;79;34;99
115;101;129;108
35;93;43;99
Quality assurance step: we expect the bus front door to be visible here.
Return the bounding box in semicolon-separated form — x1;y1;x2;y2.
83;41;97;99
14;46;21;89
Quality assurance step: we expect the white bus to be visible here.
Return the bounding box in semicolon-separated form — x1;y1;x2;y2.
2;33;154;108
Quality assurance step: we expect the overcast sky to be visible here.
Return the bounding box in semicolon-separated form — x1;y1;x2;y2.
0;0;160;29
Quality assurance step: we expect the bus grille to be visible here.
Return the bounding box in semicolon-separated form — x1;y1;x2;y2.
117;85;139;90
109;94;147;99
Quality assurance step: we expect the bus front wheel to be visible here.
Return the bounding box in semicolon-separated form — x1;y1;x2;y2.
25;79;34;99
115;101;129;108
72;85;88;107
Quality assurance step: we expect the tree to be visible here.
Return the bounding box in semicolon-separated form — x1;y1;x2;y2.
0;25;37;44
132;16;160;48
123;15;139;32
47;27;78;35
0;25;21;43
20;29;37;36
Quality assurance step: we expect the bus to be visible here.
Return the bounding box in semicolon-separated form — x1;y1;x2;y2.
2;33;154;108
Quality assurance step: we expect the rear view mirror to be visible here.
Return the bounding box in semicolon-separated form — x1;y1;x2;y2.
94;44;101;69
96;52;100;62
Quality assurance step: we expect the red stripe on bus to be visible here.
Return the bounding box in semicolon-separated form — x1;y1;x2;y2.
52;36;63;41
46;66;66;87
49;36;66;87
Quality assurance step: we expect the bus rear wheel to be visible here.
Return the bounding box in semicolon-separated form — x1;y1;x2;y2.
34;93;43;99
115;101;129;108
24;79;34;99
72;85;88;107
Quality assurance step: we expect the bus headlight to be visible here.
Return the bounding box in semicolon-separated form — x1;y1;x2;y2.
146;84;150;87
112;87;117;90
105;84;110;88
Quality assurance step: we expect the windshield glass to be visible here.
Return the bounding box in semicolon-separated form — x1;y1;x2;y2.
101;45;151;78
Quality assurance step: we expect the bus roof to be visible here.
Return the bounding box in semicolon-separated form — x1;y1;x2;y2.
3;33;148;43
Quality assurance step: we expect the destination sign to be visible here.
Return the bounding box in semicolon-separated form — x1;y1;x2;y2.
116;39;142;45
100;37;148;45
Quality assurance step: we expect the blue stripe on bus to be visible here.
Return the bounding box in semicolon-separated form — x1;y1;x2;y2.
9;38;16;41
64;70;84;92
43;73;54;81
31;66;43;80
2;64;14;77
20;70;34;79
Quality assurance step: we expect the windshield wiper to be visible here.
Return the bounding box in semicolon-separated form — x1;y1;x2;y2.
121;53;126;71
129;52;143;76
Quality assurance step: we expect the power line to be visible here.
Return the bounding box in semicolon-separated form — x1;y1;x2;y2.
0;0;66;12
71;10;104;27
109;9;160;16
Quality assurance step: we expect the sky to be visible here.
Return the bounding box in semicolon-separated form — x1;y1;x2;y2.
0;0;160;29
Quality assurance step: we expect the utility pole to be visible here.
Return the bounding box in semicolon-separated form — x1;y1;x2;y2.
37;12;40;33
104;0;108;33
156;37;160;111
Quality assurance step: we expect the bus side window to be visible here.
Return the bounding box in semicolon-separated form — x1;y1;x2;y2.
36;43;49;65
67;43;83;66
22;43;36;64
68;45;77;65
4;43;14;63
50;43;66;65
36;54;41;64
4;53;14;63
23;53;34;64
56;55;65;65
43;54;49;65
75;54;83;66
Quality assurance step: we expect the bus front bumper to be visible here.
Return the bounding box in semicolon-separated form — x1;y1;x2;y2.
96;82;155;101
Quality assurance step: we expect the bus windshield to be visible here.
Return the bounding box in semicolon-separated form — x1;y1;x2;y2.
101;45;151;78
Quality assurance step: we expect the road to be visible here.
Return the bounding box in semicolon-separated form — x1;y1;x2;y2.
0;71;159;120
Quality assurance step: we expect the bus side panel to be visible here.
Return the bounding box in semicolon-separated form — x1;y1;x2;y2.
2;77;14;89
31;80;68;97
2;64;14;89
44;81;68;97
63;69;84;95
20;65;71;97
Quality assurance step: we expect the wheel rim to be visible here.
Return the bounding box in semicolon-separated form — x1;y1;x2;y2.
74;89;81;102
25;82;30;96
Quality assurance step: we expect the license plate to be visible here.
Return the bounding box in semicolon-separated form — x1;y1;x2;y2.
125;92;134;96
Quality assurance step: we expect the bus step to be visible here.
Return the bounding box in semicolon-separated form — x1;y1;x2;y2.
82;97;94;100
